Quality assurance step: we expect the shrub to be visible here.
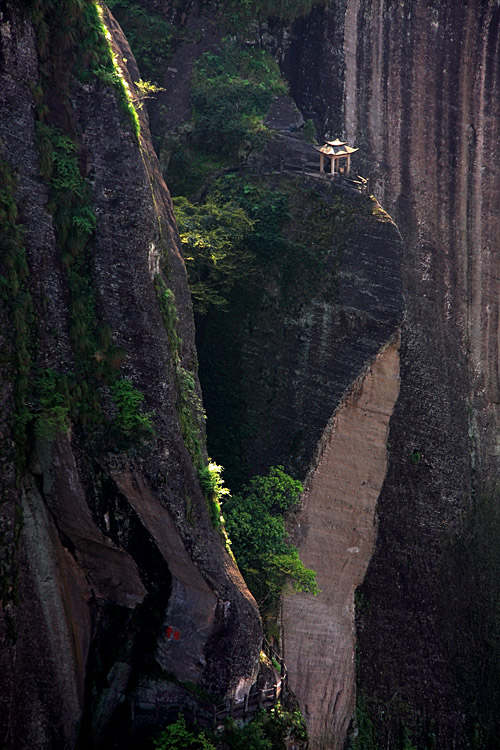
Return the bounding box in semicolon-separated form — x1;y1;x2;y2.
33;368;71;441
303;117;317;143
173;195;255;314
109;377;154;448
153;714;215;750
106;0;175;83
198;461;234;556
191;41;287;159
224;466;318;610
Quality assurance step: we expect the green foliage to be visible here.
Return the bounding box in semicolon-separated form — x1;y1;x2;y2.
106;0;175;83
31;124;151;450
348;691;377;749
154;276;207;470
174;174;330;317
29;0;140;139
198;461;233;555
0;161;36;454
28;4;154;450
44;125;99;374
153;714;215;750
50;130;86;195
224;466;318;610
178;364;205;463
109;377;154;449
303;117;317;143
155;277;182;359
207;176;294;264
134;78;165;107
261;702;308;749
86;2;140;139
173;195;255;313
154;702;307;750
73;204;98;236
163;142;231;199
33;369;71;441
172;166;354;328
191;41;287;159
198;460;229;501
34;121;54;179
223;714;272;750
410;449;421;465
194;175;356;487
224;0;329;26
223;703;307;749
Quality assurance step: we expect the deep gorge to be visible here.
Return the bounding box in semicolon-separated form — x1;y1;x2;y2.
1;1;500;749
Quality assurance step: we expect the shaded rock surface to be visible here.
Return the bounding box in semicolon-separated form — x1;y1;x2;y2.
196;165;403;746
198;182;403;485
0;4;260;749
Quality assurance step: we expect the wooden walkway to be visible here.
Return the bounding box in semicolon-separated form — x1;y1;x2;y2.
130;651;287;729
197;159;369;203
258;160;370;195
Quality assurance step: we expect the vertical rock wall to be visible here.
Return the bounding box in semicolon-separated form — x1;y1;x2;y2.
282;0;500;745
0;5;260;748
283;336;400;749
197;175;404;745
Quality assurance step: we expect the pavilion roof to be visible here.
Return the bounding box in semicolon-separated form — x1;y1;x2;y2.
315;142;359;157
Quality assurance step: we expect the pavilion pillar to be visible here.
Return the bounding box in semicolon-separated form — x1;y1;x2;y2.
320;153;324;174
347;154;351;175
331;157;335;175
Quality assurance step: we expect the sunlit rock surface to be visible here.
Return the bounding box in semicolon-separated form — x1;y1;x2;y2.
282;0;500;743
283;336;400;749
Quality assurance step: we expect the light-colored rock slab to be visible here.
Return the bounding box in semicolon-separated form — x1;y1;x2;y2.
283;335;401;749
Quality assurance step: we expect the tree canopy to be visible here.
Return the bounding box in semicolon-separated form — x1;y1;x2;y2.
224;466;318;610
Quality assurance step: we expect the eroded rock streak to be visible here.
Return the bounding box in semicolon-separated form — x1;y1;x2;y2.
283;337;400;750
282;0;500;743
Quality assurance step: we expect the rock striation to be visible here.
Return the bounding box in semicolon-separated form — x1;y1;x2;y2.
0;4;260;748
281;0;500;744
283;335;400;750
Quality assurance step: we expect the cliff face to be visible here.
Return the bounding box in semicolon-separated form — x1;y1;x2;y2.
283;336;400;749
198;180;403;486
196;167;404;746
0;4;260;748
3;0;497;747
282;0;500;745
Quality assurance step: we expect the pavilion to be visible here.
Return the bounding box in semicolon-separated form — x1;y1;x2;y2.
315;139;359;177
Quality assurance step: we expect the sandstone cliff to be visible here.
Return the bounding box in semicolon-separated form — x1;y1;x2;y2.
3;0;498;748
0;3;260;748
196;176;404;747
281;0;500;746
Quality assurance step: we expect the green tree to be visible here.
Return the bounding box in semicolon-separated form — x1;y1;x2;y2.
173;195;255;313
108;377;154;449
223;714;272;750
224;466;318;610
191;41;287;158
153;714;215;750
